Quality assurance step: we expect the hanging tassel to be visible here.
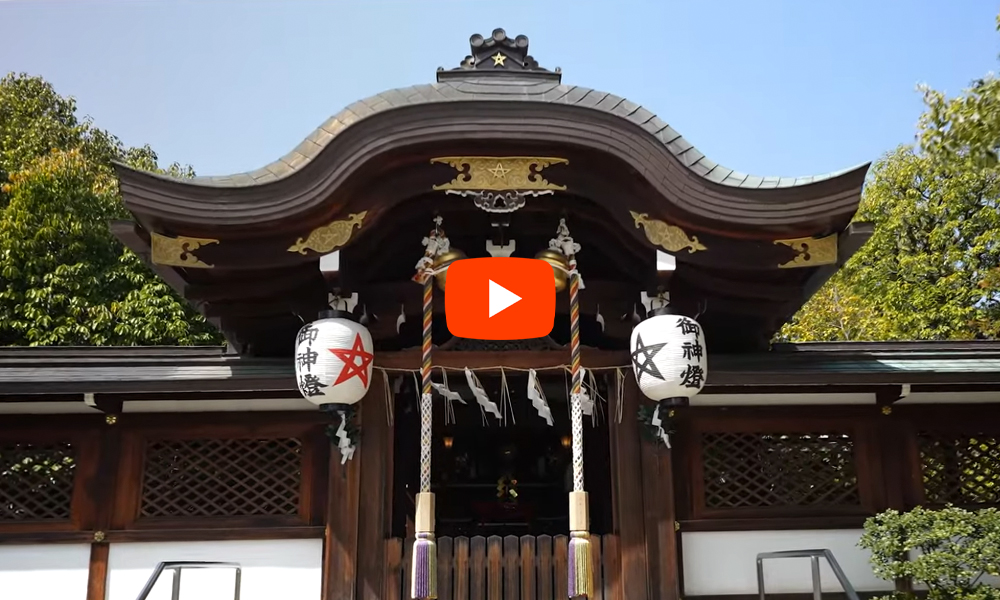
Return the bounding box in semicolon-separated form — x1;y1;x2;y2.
568;532;593;598
411;493;438;599
568;491;593;599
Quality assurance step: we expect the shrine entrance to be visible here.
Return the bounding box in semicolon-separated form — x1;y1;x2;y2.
387;369;618;599
391;371;613;539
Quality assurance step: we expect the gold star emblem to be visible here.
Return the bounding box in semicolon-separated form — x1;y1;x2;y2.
492;52;506;66
488;162;511;179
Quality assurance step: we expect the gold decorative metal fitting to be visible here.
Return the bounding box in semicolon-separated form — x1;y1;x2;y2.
150;232;219;269
674;521;680;532
93;531;106;543
105;414;118;425
630;211;706;254
881;406;893;416
288;211;367;255
774;234;838;268
431;157;568;191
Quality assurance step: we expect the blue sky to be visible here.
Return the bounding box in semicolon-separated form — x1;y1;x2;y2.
1;0;998;178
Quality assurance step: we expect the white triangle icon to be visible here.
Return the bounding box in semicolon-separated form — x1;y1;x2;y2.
488;279;521;318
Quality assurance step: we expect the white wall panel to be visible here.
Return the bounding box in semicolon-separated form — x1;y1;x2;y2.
0;543;92;600
682;529;892;596
107;539;322;600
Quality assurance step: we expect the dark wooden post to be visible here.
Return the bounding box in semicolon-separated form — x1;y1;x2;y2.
639;430;680;600
85;404;123;600
323;403;364;600
356;374;394;600
608;376;649;600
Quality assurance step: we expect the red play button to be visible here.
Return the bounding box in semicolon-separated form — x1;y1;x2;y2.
445;257;556;340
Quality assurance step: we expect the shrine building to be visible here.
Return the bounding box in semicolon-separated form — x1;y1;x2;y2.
1;28;999;600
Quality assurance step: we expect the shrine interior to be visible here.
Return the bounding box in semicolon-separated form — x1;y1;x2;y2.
391;372;613;538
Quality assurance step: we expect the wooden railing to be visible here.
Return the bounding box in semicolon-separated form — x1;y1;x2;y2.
385;534;620;600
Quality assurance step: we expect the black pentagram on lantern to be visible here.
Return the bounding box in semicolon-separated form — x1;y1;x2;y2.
631;333;668;381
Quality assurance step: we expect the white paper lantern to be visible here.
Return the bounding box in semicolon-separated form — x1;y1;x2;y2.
629;309;707;401
294;311;374;407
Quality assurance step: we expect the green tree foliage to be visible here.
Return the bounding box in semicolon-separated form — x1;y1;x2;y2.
779;13;1000;342
0;73;221;346
918;14;1000;169
859;506;1000;600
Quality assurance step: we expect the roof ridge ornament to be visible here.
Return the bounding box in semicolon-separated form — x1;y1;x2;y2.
437;28;561;82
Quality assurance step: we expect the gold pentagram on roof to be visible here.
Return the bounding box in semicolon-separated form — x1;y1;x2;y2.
488;162;511;179
491;52;506;66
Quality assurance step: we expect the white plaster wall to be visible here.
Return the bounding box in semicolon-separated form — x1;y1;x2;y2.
107;539;323;600
0;543;92;600
682;529;893;596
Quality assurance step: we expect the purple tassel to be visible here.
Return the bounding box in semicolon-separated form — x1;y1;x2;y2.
568;531;592;598
411;532;437;599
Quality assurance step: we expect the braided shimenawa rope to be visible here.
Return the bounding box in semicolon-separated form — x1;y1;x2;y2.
419;272;433;492
568;254;584;492
412;224;439;600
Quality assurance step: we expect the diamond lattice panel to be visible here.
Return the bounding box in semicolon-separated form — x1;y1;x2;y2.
0;442;76;521
140;438;302;518
701;432;860;509
919;433;1000;505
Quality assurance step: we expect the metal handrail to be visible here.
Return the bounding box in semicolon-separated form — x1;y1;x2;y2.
135;561;242;600
757;549;860;600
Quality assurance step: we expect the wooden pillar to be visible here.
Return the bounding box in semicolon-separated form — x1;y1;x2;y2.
639;432;680;600
356;374;394;600
608;375;649;600
85;407;123;600
322;403;364;600
86;544;110;600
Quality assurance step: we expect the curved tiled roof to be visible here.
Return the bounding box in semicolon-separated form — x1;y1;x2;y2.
184;76;865;190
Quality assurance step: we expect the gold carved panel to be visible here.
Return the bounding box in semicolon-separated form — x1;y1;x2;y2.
629;211;706;254
431;156;568;191
150;233;219;269
774;235;838;268
288;211;367;255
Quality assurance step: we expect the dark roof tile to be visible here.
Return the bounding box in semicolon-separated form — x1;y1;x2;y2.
169;76;867;191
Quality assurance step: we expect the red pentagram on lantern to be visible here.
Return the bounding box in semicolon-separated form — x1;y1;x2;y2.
328;333;374;387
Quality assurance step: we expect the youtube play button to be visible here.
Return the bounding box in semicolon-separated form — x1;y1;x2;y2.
445;257;556;340
488;280;521;318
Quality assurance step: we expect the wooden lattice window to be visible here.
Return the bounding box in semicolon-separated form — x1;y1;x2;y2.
0;442;76;521
701;431;861;510
139;437;303;519
918;432;1000;506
